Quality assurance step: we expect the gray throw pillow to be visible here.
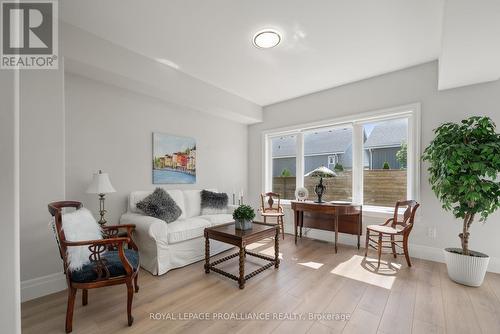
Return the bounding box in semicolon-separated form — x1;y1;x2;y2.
201;190;228;215
136;188;182;223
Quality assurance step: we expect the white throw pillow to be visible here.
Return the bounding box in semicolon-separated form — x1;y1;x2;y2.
183;190;202;218
62;208;103;271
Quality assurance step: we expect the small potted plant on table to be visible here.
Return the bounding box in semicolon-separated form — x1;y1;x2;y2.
422;116;500;286
233;205;256;230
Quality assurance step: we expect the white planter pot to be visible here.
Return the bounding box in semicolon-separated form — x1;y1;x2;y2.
443;248;489;287
235;219;253;230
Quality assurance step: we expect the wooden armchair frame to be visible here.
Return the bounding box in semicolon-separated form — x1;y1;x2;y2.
48;201;139;333
259;192;285;240
364;200;420;268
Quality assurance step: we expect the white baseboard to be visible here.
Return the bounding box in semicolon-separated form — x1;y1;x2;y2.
21;272;66;302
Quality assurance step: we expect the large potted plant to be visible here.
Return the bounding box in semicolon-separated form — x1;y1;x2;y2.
422;116;500;286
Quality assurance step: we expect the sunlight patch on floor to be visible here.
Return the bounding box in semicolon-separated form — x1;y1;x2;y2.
298;261;324;269
246;241;268;250
259;246;283;260
330;255;399;289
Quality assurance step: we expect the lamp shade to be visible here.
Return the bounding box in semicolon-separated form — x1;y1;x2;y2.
305;166;337;178
86;171;116;194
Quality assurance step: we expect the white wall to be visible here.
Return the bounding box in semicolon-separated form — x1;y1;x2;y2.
65;73;248;225
19;69;66;288
0;71;21;333
248;61;500;271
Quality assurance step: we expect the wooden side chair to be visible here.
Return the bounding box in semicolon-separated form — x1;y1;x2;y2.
48;201;139;333
364;200;420;268
259;192;285;240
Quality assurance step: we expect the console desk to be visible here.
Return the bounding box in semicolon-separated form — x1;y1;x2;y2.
291;201;362;253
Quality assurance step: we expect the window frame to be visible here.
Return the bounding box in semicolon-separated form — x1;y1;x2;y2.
262;103;421;212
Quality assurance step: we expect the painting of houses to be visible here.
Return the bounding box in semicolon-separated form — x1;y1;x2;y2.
153;133;196;184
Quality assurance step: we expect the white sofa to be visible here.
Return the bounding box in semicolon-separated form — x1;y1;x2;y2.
120;189;235;275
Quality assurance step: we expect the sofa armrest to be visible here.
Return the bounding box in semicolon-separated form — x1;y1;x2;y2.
120;212;167;242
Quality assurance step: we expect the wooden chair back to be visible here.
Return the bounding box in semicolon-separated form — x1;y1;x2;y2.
392;200;419;230
48;201;83;272
260;192;282;213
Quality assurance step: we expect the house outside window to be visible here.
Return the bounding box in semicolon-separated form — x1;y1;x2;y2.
270;134;297;199
264;104;420;210
303;127;353;202
363;118;408;207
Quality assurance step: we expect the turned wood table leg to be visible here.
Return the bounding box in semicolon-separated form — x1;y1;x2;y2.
204;231;210;274
239;246;245;289
299;211;303;238
294;210;298;244
334;215;339;253
275;226;280;268
357;213;362;250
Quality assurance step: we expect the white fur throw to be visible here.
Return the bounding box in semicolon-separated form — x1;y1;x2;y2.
62;208;103;271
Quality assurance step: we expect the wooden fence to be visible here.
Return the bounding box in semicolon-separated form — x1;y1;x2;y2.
273;170;407;207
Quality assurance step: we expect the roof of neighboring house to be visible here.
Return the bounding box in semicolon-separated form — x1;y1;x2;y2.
272;128;353;157
364;119;407;148
271;120;407;158
304;128;353;156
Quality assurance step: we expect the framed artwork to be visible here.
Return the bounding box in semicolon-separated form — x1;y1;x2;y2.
152;133;196;184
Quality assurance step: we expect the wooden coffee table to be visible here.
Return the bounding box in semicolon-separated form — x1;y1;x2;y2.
204;221;280;289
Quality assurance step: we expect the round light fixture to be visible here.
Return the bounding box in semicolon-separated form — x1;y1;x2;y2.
253;29;281;49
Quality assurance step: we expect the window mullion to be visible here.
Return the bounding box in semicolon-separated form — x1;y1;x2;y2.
352;123;363;204
296;132;304;190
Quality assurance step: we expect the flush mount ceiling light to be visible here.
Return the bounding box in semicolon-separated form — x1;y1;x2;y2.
253;29;281;49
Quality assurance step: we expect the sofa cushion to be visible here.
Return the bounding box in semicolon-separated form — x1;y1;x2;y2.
70;249;139;283
136;188;182;223
198;214;234;226
201;190;228;215
167;217;212;244
129;189;186;219
183;190;202;218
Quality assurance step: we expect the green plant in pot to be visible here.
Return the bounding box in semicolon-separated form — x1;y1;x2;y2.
422;116;500;286
233;204;256;230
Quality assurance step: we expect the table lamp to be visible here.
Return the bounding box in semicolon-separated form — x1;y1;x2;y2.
305;166;336;203
86;170;116;225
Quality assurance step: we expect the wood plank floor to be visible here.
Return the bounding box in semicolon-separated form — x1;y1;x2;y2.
22;235;500;334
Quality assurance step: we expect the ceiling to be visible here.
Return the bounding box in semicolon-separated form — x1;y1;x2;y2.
61;1;445;106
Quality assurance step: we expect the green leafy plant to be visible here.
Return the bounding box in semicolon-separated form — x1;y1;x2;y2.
233;205;256;221
396;142;407;169
334;163;344;172
422;116;500;255
382;161;391;170
281;168;292;177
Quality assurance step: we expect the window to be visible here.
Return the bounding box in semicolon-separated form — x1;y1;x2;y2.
328;156;335;166
363;118;408;207
270;134;297;199
304;127;353;202
263;104;419;209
